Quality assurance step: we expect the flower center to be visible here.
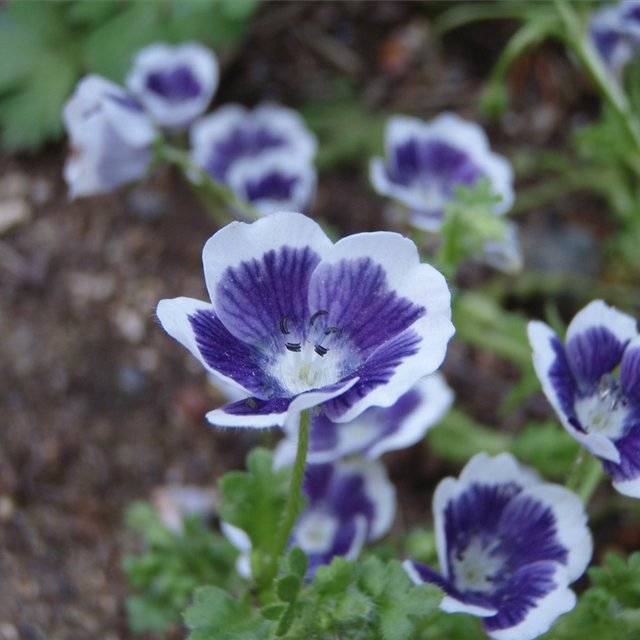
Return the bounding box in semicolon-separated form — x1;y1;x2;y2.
451;537;503;595
294;511;338;554
271;312;347;395
575;375;628;439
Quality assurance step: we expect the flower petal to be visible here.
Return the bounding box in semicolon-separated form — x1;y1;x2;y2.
127;42;218;129
605;425;640;497
484;562;575;640
226;150;316;216
528;320;621;463
501;483;592;582
156;297;272;397
566;326;629;388
203;212;332;349
621;336;640;403
206;378;358;429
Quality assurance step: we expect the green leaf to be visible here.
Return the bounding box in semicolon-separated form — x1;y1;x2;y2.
287;547;308;579
261;603;287;621
276;575;301;603
184;586;273;640
123;502;238;635
359;558;441;640
218;448;290;557
0;51;77;151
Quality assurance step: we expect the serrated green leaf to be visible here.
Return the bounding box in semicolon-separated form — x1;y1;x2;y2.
184;586;273;640
314;558;355;595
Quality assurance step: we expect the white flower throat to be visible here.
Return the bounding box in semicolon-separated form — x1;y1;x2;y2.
271;312;347;395
575;374;628;439
451;537;503;594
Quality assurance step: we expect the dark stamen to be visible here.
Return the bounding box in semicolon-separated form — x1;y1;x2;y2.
309;310;328;326
279;315;290;335
286;342;301;352
325;326;342;337
314;344;328;357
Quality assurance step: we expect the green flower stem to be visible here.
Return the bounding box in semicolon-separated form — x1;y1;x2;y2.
554;0;640;171
274;409;310;558
155;141;261;225
261;409;310;591
566;450;604;504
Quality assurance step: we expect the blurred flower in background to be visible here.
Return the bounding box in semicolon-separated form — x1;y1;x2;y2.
370;113;514;232
190;104;318;214
63;75;157;198
224;457;396;580
127;42;219;130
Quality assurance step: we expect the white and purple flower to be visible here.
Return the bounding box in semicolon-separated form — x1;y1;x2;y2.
225;150;316;216
127;42;218;129
223;457;396;580
63;75;157;199
528;300;640;498
275;373;454;467
157;212;454;429
404;453;592;640
590;3;635;77
190;104;317;215
370;113;514;232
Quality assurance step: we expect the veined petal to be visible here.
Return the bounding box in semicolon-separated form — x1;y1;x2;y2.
156;297;271;397
204;212;332;349
484;562;575;640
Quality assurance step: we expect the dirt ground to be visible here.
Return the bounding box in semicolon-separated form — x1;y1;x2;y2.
1;3;638;639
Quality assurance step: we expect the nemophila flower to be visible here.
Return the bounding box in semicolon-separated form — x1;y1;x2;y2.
63;75;157;198
589;4;635;77
370;113;514;232
404;453;592;640
225;150;317;216
191;103;316;179
529;300;640;498
157;211;454;429
223;458;396;580
274;373;454;467
127;42;218;129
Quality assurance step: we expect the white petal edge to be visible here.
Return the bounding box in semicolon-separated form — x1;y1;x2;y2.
203;211;333;308
441;595;499;618
565;299;638;345
487;565;576;640
612;474;640;498
205;378;359;429
528;320;622;464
